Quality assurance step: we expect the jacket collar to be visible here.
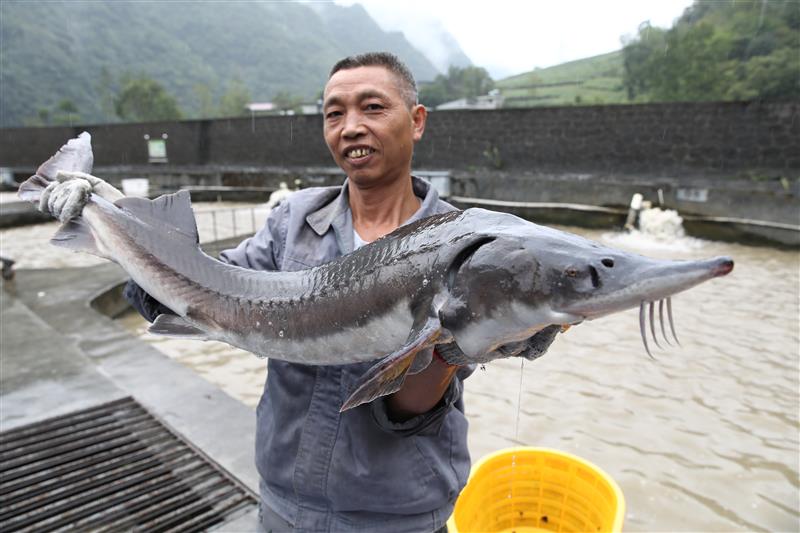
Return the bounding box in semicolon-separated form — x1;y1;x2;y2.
306;175;441;238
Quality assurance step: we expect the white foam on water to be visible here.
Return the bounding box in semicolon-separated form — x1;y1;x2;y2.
602;207;706;253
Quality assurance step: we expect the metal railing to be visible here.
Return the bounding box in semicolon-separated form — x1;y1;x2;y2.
193;205;272;244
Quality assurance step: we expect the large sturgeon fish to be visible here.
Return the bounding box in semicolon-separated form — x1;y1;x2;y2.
20;133;734;410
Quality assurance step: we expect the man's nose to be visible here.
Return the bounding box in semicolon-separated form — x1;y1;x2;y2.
342;112;366;138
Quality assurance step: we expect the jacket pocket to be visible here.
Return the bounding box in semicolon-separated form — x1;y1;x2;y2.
324;366;467;514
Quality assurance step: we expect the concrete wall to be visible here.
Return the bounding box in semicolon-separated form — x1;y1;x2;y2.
1;101;797;242
2;101;798;177
449;170;798;228
418;101;799;176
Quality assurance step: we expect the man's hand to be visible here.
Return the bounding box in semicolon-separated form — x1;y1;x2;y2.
386;349;460;421
39;170;124;223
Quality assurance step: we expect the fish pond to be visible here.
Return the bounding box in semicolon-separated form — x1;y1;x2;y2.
3;205;798;532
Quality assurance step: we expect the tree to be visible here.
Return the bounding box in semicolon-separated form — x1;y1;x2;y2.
218;79;251;117
52;99;80;125
419;65;495;108
115;75;183;122
622;22;667;100
96;66;117;122
193;82;216;118
272;90;302;114
622;0;800;102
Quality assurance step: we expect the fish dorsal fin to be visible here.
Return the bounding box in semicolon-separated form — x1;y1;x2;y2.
115;191;198;243
340;315;441;412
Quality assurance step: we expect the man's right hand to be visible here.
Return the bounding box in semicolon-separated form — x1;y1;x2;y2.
39;170;124;223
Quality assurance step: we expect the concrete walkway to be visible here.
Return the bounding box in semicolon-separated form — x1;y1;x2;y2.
0;262;261;530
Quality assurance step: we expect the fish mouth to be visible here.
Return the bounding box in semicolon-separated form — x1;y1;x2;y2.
710;258;734;277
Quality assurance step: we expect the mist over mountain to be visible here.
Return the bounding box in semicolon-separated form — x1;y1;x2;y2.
350;8;473;73
0;1;442;126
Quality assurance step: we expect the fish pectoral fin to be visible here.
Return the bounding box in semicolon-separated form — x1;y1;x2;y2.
340;316;441;412
51;218;109;259
409;347;433;374
148;314;208;339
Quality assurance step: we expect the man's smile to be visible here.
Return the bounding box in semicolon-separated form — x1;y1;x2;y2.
344;146;376;162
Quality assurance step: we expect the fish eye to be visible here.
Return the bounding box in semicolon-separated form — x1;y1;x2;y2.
565;268;578;277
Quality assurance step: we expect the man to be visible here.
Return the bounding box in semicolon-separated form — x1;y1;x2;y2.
44;52;470;532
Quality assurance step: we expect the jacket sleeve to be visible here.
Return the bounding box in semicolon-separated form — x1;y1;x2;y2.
122;282;175;323
218;200;288;271
123;202;289;322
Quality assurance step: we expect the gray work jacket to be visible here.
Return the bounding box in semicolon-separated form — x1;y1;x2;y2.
219;177;471;531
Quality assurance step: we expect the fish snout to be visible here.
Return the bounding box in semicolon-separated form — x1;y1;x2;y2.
710;257;734;277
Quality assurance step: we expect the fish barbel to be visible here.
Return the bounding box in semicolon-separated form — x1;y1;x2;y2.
19;133;734;410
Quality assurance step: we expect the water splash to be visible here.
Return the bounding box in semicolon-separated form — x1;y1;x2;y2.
603;207;705;253
639;207;686;239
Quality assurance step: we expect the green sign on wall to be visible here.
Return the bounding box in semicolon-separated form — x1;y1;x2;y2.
147;139;167;163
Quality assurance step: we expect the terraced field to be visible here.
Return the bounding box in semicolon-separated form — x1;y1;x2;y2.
497;51;628;107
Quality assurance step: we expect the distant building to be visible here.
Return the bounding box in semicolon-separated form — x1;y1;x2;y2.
300;103;321;115
245;101;321;116
246;102;276;114
436;89;503;111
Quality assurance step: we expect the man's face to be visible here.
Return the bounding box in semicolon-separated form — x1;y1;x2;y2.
323;66;426;188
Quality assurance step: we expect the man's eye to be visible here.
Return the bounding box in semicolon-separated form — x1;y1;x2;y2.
366;103;383;111
326;111;342;119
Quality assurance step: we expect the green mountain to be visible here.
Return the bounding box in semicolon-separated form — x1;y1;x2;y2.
497;0;798;108
0;1;441;126
496;51;626;107
622;0;799;102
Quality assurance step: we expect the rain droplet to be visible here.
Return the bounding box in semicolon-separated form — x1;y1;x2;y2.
278;330;285;338
422;278;429;287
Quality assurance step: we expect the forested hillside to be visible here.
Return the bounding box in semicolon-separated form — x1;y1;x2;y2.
622;0;799;102
495;0;798;108
0;1;441;126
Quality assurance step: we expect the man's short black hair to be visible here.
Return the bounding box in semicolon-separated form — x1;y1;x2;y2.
329;52;418;107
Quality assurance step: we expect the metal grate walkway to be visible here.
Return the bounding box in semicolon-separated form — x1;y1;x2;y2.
0;397;257;532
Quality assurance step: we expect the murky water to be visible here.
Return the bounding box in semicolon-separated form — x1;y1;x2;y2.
5;210;798;532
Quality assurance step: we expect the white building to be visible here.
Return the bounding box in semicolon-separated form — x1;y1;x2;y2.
436;90;504;110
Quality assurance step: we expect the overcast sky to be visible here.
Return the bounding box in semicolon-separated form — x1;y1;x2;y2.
334;0;694;78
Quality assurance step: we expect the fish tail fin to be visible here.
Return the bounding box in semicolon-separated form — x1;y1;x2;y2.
18;131;93;204
17;174;51;204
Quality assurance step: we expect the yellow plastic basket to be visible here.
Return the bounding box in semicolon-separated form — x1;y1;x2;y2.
447;447;625;533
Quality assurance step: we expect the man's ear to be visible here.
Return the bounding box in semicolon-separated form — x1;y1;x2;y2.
411;104;427;142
